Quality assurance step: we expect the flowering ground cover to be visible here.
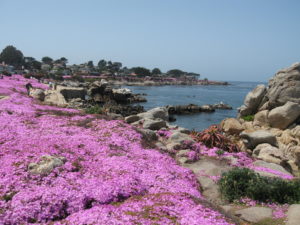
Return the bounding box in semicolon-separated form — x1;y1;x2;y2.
0;76;232;224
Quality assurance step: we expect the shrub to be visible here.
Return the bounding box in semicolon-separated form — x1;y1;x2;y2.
219;167;300;204
216;149;225;156
191;125;239;152
242;115;254;121
85;105;103;114
72;75;84;82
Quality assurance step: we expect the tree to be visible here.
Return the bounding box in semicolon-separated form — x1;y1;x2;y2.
0;45;24;68
60;57;68;64
111;62;122;73
87;60;94;68
151;68;162;75
131;67;151;77
32;60;42;70
97;59;107;71
42;56;53;65
167;69;185;77
24;57;41;70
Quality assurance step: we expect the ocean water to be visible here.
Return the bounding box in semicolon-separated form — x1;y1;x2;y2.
126;81;264;131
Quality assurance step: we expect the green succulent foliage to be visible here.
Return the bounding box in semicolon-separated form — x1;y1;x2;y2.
85;105;103;114
241;115;254;121
219;167;300;204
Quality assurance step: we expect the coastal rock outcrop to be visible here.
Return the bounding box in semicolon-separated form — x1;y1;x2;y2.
220;118;243;135
223;63;300;173
240;130;277;149
267;101;300;129
238;84;266;117
265;62;300;109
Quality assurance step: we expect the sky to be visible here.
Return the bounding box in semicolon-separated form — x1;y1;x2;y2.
0;0;299;82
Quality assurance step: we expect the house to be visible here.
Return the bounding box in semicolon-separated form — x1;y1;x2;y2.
0;64;15;73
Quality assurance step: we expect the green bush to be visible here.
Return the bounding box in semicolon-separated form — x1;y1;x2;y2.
219;167;300;204
85;105;103;114
241;115;254;121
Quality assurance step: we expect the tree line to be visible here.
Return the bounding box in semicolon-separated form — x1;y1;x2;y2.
0;45;200;78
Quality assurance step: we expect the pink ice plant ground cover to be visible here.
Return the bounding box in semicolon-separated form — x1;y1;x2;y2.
188;144;294;180
0;76;232;224
239;198;289;219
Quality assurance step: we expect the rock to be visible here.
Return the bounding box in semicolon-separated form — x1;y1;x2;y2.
28;155;66;175
212;102;232;110
0;95;9;101
169;131;195;144
238;84;266;117
286;204;300;225
221;205;233;213
155;142;168;151
293;146;300;165
268;101;300;129
176;149;190;157
291;125;300;139
253;143;284;165
137;128;158;141
125;115;141;124
107;113;123;120
278;129;298;146
143;119;166;130
177;127;191;134
242;121;255;132
221;118;244;135
103;102;144;117
184;159;231;204
240;130;277;149
253;160;292;178
112;88;133;103
253;110;269;127
29;89;45;101
200;104;215;112
44;90;68;106
57;86;87;101
177;157;189;164
146;107;169;121
265;62;300;109
234;207;273;223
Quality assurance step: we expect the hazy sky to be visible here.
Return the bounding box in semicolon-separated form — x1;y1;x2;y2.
0;0;299;81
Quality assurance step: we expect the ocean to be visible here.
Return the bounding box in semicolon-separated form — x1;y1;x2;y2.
126;81;265;131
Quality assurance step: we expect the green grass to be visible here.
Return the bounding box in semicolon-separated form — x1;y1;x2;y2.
241;115;254;121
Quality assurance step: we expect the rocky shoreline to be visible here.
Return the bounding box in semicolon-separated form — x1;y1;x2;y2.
112;79;229;86
0;62;299;224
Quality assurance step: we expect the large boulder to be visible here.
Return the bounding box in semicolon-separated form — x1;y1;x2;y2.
29;89;45;101
238;84;266;117
252;143;284;165
265;62;300;109
240;130;277;149
125;115;141;124
286;204;300;225
234;207;273;223
221;118;244;135
28;155;66;175
268;101;300;129
143;119;166;130
112;88;132;103
44;90;68;106
57;86;87;101
138;107;169;121
253;110;269;127
253;160;292;178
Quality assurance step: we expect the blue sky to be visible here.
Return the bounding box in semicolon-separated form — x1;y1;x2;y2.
0;0;299;81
